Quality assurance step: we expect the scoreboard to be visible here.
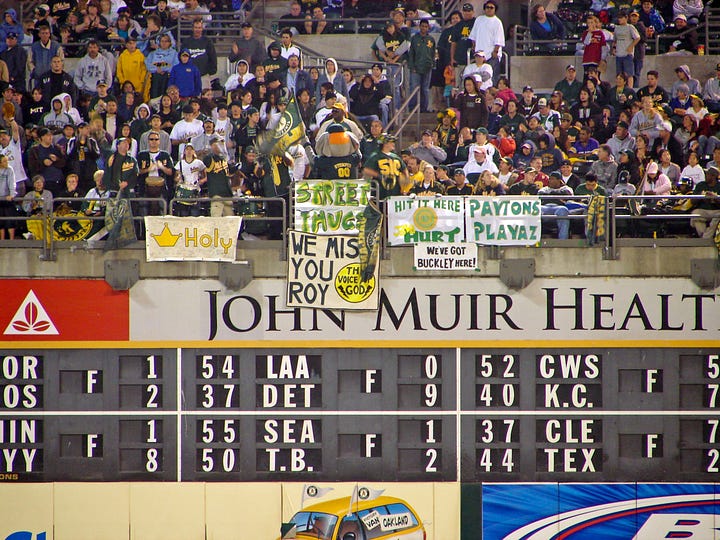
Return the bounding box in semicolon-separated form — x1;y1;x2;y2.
1;347;719;483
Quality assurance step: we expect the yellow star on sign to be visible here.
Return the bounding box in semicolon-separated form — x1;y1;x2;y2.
151;223;182;247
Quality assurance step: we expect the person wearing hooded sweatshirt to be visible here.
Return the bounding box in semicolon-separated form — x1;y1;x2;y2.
0;10;23;54
262;41;287;75
117;37;148;99
59;92;81;125
513;139;536;170
535;133;564;175
225;60;254;93
671;65;701;99
73;40;113;96
130;103;151;141
41;95;73;131
169;50;201;99
316;58;347;103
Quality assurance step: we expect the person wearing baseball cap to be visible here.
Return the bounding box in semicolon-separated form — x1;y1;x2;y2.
553;63;582;106
449;2;477;86
363;133;408;199
462;48;493;91
446;167;473;195
410;128;447;167
169;48;202;98
519;85;538;117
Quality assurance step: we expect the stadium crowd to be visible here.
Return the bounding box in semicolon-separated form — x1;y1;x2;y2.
0;0;718;242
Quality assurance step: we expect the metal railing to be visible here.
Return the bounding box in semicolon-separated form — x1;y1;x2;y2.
386;84;421;149
512;10;710;57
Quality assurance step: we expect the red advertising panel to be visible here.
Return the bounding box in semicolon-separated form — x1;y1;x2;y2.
0;280;129;341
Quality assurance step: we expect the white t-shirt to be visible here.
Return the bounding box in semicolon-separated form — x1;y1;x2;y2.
0;137;27;183
681;163;705;186
170;119;204;156
175;158;206;188
469;15;505;59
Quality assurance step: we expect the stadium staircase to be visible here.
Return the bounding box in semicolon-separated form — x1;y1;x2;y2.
704;1;720;54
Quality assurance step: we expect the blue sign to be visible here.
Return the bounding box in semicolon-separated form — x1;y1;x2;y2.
482;484;720;539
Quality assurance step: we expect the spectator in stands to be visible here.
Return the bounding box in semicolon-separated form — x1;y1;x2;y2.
532;98;561;132
614;10;641;89
30;26;64;86
701;63;720;113
630;95;664;146
627;11;647;89
450;3;476;87
22;175;53;217
453;76;487;131
41;95;73;132
225;60;254;93
0;152;15;239
472;169;504;195
665;14;697;54
657;148;681;183
76;1;110;42
141;13;175;56
691;165;720;237
671;65;700;99
538;171;573;239
410;129;447;167
316;58;348;103
606;120;636;158
579;15;606;75
230;22;266;71
463;52;493;92
168;50;202;99
280;1;305;36
469;0;504;86
638;0;666;36
590;144;619;188
637;70;670;106
146;34;178;99
411;165;445;195
652;119;683;164
1;33;26;94
362;133;408;199
673;0;704;24
554;65;582;107
279;28;301;60
117;37;148;101
184;20;217;91
408;19;436;114
368;63;392;127
305;6;330;35
28;127;66;195
349;75;382;128
640;160;672;200
608;72;636;115
464;144;498;181
447;167;473;195
360;119;382;162
570;87;602;126
529;4;566;52
518;85;538;118
570;125;599;157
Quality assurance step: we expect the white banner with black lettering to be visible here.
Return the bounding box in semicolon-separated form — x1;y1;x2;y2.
144;216;242;262
465;196;541;245
287;230;379;310
413;243;478;271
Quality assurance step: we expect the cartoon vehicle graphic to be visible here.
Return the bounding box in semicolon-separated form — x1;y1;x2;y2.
281;493;426;540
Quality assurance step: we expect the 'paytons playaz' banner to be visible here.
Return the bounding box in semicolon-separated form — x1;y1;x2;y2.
387;196;541;246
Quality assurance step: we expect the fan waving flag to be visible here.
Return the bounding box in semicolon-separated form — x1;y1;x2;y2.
259;93;306;157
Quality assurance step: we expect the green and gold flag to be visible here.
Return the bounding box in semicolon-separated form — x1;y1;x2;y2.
259;93;306;157
357;199;383;282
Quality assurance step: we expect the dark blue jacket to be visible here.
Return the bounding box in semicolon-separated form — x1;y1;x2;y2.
168;59;202;98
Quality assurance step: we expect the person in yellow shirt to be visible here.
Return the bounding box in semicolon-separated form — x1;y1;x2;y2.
116;37;148;101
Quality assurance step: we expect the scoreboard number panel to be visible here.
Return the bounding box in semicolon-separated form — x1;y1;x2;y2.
1;348;719;482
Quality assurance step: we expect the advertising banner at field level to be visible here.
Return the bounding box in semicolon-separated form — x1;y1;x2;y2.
387;196;464;245
144;216;242;262
481;483;720;539
287;230;379;310
294;179;372;235
466;196;541;245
